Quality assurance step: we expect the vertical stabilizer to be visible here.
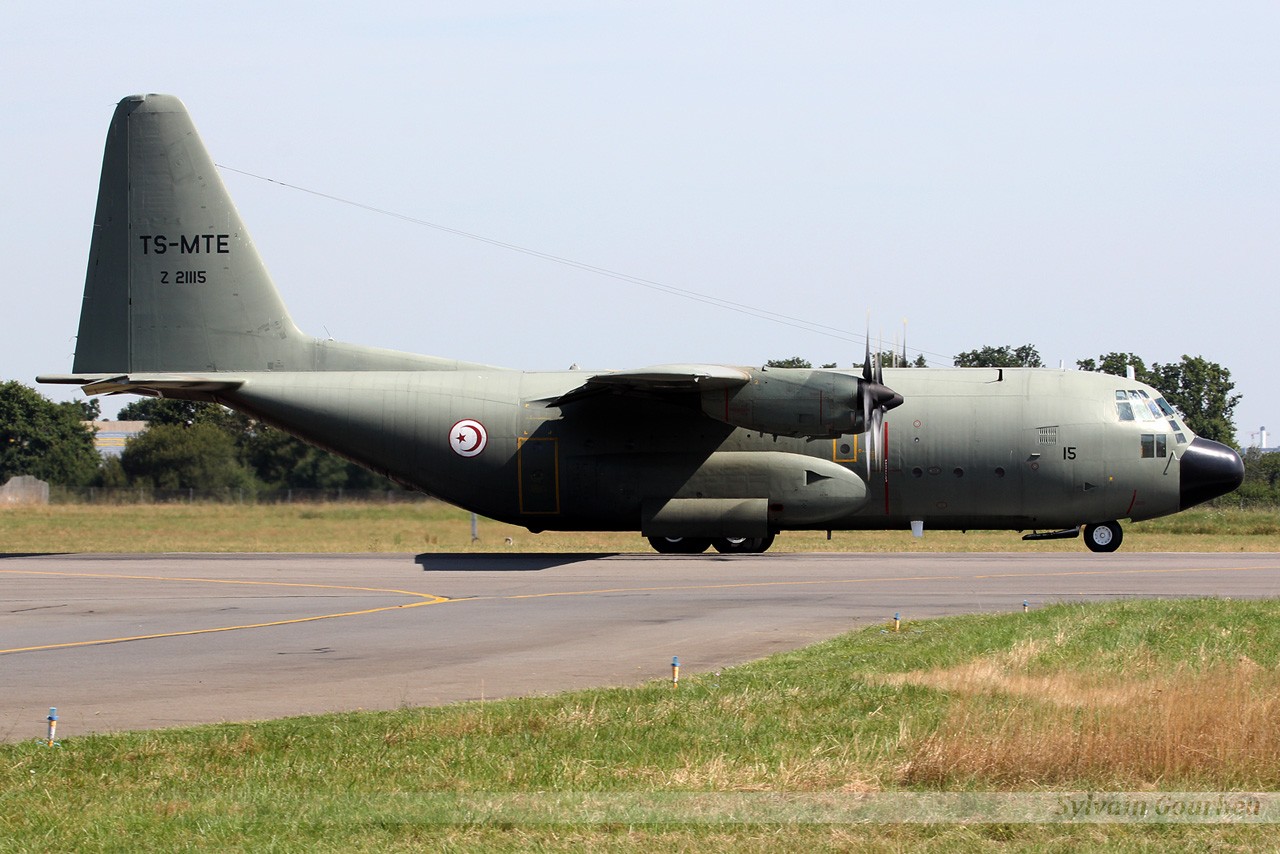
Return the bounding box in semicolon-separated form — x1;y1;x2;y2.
73;94;306;373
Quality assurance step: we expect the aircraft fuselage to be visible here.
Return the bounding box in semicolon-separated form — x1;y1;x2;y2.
218;366;1198;537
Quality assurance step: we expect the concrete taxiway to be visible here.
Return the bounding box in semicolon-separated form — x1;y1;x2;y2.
3;551;1279;741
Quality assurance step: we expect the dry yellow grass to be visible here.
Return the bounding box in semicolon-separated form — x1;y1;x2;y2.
894;653;1280;788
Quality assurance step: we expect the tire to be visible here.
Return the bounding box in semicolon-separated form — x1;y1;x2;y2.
711;534;776;554
648;536;711;554
713;536;754;554
1083;521;1123;553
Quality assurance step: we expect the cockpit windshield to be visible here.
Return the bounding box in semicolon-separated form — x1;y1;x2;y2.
1114;389;1188;443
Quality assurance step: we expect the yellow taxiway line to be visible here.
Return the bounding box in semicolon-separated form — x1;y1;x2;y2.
0;569;449;655
5;560;1277;654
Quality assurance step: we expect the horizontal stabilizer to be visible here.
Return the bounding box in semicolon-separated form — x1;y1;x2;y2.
36;373;245;396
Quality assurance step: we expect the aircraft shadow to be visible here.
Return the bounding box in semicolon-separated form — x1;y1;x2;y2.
415;553;623;572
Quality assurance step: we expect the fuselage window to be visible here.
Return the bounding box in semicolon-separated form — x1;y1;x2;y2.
1140;434;1168;458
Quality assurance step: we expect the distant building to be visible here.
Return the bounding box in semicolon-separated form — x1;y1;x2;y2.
1244;427;1279;454
87;421;148;457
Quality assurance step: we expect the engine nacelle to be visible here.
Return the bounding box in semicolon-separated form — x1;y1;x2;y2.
700;367;863;438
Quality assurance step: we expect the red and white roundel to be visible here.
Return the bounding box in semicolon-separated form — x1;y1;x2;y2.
449;419;488;457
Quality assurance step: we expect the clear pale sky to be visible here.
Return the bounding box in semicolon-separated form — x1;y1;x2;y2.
4;3;1276;446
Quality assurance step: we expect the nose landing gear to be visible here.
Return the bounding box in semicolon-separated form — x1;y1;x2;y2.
1083;521;1123;553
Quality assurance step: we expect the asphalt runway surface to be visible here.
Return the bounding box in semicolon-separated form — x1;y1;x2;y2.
3;551;1280;741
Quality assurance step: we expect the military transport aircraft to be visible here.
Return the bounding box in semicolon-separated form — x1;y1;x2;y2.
41;95;1245;554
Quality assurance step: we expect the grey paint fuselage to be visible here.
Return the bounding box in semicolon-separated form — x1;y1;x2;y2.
217;366;1177;534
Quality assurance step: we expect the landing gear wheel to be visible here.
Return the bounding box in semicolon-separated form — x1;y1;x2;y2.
711;534;776;554
1083;521;1123;553
648;536;712;554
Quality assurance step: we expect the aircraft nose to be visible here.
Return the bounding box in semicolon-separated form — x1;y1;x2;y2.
1180;437;1245;510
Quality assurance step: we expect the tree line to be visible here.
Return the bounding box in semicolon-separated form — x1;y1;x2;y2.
0;382;388;493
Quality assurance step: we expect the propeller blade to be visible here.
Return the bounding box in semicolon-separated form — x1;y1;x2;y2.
863;381;874;479
857;315;903;479
862;320;873;383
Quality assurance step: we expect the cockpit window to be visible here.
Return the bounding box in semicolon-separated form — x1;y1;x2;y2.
1116;389;1180;425
1128;390;1156;421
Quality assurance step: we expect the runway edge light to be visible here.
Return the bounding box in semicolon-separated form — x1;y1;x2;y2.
39;707;61;748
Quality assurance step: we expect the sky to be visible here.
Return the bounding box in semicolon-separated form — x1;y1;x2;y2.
4;2;1277;447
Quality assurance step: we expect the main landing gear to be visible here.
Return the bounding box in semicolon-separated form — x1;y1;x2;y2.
647;535;776;554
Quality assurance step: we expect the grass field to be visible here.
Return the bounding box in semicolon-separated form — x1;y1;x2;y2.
4;503;1278;850
3;598;1280;851
2;501;1278;554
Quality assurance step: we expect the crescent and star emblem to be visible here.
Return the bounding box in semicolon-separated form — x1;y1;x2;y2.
449;419;488;457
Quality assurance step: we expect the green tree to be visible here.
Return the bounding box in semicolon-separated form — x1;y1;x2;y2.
0;381;101;486
1237;447;1280;507
953;344;1043;368
1149;356;1240;445
877;350;927;368
120;422;257;491
1076;352;1151;381
240;423;387;490
1078;352;1241;446
66;398;102;420
116;396;389;490
764;357;812;369
117;398;248;432
766;354;926;370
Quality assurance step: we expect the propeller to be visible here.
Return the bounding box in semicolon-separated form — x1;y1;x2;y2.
861;327;904;479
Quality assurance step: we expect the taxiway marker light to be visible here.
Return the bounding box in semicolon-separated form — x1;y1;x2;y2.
42;707;60;747
672;656;680;688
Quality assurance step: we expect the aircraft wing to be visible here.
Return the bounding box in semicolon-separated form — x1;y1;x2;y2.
547;364;751;406
36;373;246;396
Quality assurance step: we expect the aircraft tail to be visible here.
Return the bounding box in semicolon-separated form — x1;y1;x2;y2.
72;94;308;374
